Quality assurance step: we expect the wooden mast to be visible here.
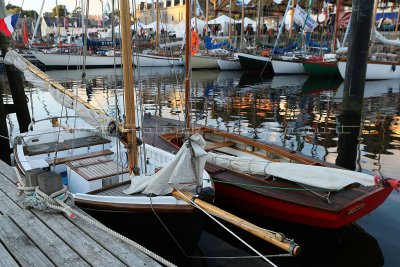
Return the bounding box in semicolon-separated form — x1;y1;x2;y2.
240;0;245;49
205;0;209;37
289;0;296;39
228;0;232;41
184;0;191;130
156;0;160;47
333;0;341;52
120;0;138;173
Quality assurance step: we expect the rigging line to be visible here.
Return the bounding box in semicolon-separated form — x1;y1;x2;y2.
149;194;192;258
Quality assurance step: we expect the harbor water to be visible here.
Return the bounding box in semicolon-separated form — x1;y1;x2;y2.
5;67;400;267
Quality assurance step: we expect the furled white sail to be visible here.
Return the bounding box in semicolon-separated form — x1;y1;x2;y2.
124;133;208;196
207;152;376;191
373;27;400;47
4;50;113;130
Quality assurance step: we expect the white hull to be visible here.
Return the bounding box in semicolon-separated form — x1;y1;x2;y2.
32;51;122;67
338;60;400;80
133;53;183;67
271;59;305;74
183;55;219;69
217;58;241;70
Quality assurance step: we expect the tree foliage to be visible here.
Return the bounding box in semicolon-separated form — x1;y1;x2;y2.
6;4;38;18
51;5;69;17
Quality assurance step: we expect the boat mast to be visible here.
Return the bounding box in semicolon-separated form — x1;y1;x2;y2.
56;0;61;46
288;0;296;39
205;0;209;37
32;0;45;43
120;0;139;173
240;0;244;49
228;0;232;41
156;0;159;47
272;0;292;54
185;0;191;130
333;0;341;52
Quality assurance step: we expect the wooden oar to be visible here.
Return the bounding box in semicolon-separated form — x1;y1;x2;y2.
172;190;301;256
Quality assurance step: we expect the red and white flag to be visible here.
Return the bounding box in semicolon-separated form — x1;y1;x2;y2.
0;14;20;37
338;11;351;28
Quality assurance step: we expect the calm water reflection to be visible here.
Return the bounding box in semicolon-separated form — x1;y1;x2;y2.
7;67;400;266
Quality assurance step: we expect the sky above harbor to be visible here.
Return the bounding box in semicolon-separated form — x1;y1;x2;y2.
9;0;103;15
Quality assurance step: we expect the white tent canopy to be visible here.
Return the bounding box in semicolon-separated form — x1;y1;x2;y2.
208;15;237;25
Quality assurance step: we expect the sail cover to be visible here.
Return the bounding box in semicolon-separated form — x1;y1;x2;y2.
124;133;208;196
4;50;113;130
207;152;376;191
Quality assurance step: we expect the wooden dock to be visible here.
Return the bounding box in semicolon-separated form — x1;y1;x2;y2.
0;160;162;267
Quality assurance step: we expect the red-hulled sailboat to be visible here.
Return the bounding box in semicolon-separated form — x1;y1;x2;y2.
142;120;398;229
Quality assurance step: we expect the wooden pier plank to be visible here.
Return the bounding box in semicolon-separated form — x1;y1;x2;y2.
0;161;161;267
0;190;90;267
0;175;126;267
0;240;19;267
0;215;55;267
31;210;128;267
66;204;162;267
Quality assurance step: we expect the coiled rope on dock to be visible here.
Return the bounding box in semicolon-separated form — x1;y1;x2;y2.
14;168;177;267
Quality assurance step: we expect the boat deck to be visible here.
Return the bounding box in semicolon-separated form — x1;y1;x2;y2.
141;116;383;213
24;135;111;156
0;160;161;267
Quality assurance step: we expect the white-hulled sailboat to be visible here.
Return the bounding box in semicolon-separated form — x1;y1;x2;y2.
9;0;212;223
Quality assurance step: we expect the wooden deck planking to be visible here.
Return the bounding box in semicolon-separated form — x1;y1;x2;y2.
0;233;20;267
0;160;162;267
0;215;56;267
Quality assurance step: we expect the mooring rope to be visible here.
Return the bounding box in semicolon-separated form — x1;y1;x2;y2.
14;168;176;267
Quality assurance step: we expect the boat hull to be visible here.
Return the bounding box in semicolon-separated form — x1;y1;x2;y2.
237;52;274;76
183;55;219;69
271;58;305;74
217;58;241;70
133;53;183;67
338;60;400;80
32;51;122;69
213;180;392;229
303;60;340;77
78;203;205;266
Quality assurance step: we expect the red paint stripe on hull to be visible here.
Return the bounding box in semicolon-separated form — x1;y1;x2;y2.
214;182;392;228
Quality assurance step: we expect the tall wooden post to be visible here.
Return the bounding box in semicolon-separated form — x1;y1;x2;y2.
336;0;374;170
0;80;10;164
0;1;31;133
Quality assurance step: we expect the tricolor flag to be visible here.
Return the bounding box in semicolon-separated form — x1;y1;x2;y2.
0;14;19;37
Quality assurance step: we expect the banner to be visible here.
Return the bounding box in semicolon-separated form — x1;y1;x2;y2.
293;5;318;32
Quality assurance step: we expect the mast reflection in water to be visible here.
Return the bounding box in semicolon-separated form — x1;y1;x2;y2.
7;68;400;266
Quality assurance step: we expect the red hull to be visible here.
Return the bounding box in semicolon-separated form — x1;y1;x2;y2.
214;182;392;229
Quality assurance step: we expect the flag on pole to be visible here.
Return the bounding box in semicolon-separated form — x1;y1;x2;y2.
22;18;29;44
0;14;20;37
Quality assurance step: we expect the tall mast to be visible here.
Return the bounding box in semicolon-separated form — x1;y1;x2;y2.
120;0;138;173
228;0;232;41
289;0;296;39
205;0;209;37
240;0;244;49
185;0;191;130
156;0;159;47
56;0;61;46
256;0;261;41
333;0;341;52
32;0;46;43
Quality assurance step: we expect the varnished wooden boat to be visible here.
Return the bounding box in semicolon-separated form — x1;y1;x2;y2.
143;122;394;229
